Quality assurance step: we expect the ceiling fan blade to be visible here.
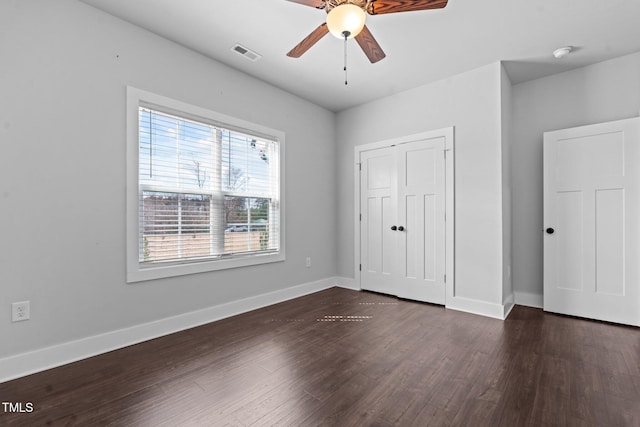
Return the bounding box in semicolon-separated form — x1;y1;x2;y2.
368;0;448;15
287;23;330;58
355;25;386;63
285;0;325;8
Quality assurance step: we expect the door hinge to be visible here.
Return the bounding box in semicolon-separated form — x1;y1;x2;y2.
359;264;362;271
444;274;446;283
359;163;362;171
360;213;362;221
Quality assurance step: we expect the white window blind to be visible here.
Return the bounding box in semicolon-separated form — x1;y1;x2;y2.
138;106;280;265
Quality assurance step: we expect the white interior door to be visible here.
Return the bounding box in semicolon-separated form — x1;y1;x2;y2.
543;117;640;326
360;146;397;295
397;139;446;303
360;138;446;304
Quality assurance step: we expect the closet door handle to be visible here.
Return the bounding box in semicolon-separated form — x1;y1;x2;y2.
390;225;397;231
397;226;405;232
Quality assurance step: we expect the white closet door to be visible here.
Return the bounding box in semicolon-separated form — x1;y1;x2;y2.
360;138;446;305
544;117;640;326
360;146;398;296
397;138;446;304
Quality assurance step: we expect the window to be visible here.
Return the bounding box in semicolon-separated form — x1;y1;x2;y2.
127;88;284;282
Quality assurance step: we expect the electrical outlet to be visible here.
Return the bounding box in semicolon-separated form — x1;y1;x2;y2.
12;301;30;322
306;257;311;268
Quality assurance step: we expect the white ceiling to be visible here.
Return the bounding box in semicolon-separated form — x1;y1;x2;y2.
79;0;640;112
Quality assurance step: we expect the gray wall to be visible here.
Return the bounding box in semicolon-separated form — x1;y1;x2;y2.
336;62;509;306
500;65;513;305
3;0;640;367
0;0;336;358
511;51;640;302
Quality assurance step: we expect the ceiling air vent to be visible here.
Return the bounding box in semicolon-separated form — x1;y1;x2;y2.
231;44;262;62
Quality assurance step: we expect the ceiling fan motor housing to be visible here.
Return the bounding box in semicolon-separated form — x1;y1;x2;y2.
325;0;369;13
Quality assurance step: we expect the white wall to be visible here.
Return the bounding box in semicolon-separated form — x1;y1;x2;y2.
511;51;640;304
336;62;510;312
0;0;336;360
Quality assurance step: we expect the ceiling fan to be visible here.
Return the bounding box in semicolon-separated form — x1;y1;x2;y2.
286;0;449;63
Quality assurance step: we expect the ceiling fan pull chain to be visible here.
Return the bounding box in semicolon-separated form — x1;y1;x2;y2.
343;32;348;85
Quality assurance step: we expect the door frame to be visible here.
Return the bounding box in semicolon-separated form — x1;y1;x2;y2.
353;127;455;303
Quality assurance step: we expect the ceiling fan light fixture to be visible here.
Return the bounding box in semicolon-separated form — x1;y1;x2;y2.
326;4;366;39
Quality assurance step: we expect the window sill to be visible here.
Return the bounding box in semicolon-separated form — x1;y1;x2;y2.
126;251;285;283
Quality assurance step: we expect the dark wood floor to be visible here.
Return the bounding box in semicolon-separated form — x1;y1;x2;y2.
1;287;639;426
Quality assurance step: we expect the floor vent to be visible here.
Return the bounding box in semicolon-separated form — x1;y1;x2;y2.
231;44;261;62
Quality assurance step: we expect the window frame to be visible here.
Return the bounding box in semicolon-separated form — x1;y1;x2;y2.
126;87;285;283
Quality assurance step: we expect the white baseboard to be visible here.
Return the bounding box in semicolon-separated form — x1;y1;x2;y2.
514;291;543;308
333;276;360;291
335;277;514;320
446;296;512;320
503;292;515;319
503;302;515;319
0;278;336;383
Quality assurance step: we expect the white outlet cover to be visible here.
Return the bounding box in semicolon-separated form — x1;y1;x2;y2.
11;301;30;322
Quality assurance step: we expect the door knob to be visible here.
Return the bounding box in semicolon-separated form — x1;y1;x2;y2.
546;227;555;234
398;226;405;231
390;225;397;231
